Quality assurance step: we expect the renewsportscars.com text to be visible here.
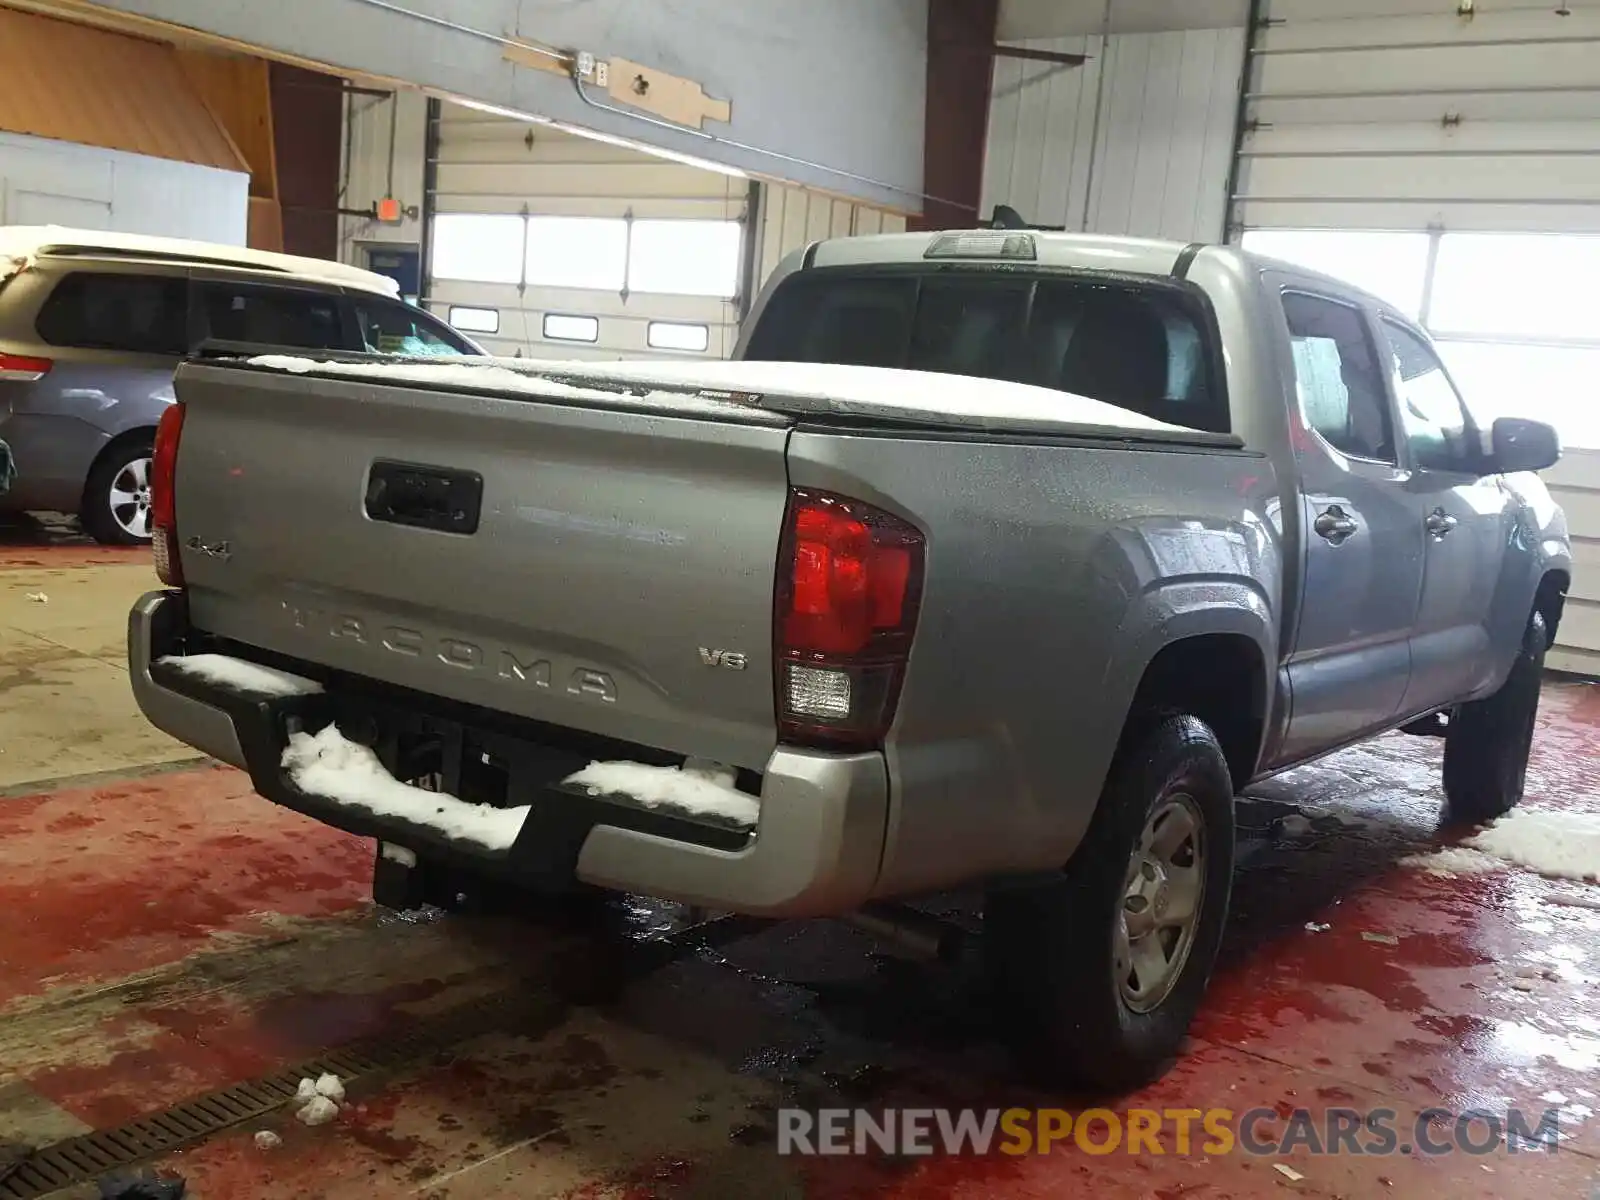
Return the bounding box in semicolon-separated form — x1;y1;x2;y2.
776;1107;1563;1158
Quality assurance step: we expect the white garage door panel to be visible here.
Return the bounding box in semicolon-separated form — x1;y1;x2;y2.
1257;44;1600;98
434;193;741;221
430;278;735;360
1264;0;1582;23
1243;155;1600;203
1236;199;1600;235
428;282;737;362
1260;6;1600;51
1256;92;1600;127
433;281;736;325
1555;601;1600;653
1567;541;1600;606
1247;123;1600;159
434;164;747;208
429;101;746;362
1552;490;1600;544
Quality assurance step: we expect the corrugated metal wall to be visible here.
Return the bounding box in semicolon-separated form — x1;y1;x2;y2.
981;26;1245;239
754;185;907;289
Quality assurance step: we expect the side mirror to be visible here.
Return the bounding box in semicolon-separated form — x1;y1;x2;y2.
1485;417;1561;474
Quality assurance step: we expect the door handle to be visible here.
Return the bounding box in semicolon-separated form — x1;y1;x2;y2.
1313;504;1358;545
1425;508;1459;538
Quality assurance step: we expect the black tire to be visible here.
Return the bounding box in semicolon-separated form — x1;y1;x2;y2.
1443;611;1546;824
80;437;155;546
985;714;1235;1092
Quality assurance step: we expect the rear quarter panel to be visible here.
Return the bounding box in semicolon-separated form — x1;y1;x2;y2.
787;431;1282;896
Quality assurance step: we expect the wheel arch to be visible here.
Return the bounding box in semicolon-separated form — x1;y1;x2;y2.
1123;631;1270;789
79;426;157;508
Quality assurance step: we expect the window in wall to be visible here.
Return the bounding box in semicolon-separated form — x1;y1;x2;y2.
447;306;500;334
431;214;524;285
627;219;742;298
525;217;628;291
199;284;345;351
1280;291;1395;463
647;321;711;352
1429;232;1600;341
543;313;600;343
1382;320;1477;472
1242;230;1431;319
353;297;471;357
35;273;188;355
1437;339;1600;451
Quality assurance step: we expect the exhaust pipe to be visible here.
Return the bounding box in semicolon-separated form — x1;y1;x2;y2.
843;903;965;960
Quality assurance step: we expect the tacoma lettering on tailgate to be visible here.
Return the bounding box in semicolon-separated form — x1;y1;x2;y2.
280;602;617;702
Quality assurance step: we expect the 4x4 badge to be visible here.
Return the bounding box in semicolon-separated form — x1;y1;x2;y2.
185;536;232;561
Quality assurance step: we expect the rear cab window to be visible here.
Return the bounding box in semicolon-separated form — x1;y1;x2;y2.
35;272;188;355
742;267;1229;434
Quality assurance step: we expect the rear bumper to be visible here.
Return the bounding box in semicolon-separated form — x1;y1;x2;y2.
127;590;888;918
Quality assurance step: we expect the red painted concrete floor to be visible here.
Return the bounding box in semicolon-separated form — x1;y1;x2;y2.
1;558;1597;1196
0;514;148;570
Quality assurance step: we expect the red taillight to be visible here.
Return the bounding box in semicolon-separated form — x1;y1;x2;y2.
775;489;924;748
151;403;185;586
0;353;53;381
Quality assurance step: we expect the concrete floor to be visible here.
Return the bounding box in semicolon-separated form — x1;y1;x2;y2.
1;520;1597;1198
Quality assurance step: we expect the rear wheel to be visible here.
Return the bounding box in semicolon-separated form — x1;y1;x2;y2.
1443;611;1547;824
985;714;1235;1092
81;438;155;545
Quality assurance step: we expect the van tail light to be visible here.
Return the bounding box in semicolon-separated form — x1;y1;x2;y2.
151;403;186;587
0;354;53;382
775;489;925;749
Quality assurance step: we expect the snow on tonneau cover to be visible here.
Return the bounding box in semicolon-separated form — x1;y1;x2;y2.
170;354;1208;775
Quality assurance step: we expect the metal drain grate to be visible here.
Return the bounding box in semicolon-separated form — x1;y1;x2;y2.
0;989;563;1200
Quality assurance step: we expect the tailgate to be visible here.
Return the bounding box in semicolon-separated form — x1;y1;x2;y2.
170;361;794;770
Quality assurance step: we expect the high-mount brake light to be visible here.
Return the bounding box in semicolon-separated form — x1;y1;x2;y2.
774;489;925;749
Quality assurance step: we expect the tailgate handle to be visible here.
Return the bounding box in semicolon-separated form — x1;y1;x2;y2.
365;460;483;535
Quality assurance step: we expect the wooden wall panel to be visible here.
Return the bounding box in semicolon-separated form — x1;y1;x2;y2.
0;8;246;173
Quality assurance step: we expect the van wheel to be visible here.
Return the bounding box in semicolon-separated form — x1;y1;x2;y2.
81;438;155;545
1443;612;1546;824
985;715;1235;1092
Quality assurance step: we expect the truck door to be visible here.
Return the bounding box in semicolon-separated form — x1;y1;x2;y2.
1376;318;1515;714
1272;288;1424;764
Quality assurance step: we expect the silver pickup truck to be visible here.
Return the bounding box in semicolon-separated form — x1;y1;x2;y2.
128;230;1571;1089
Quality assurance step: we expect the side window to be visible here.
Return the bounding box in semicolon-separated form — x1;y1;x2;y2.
1382;320;1478;473
35;273;188;355
200;283;346;351
1281;292;1396;464
353;298;470;357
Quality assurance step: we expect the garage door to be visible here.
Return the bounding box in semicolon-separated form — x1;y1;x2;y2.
423;101;752;362
1231;0;1600;675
